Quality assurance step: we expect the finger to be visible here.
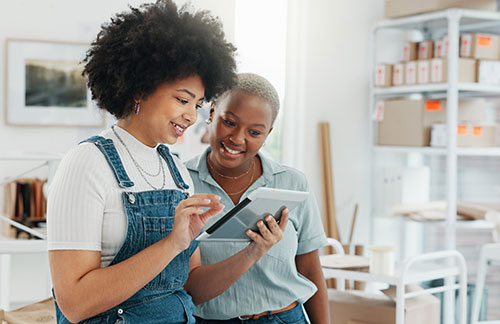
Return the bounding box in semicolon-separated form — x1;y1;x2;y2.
256;219;272;239
190;194;222;205
199;203;224;218
245;229;264;244
265;215;280;233
179;206;203;216
179;195;221;209
278;208;289;231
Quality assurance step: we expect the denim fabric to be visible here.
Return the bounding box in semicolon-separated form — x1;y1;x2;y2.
54;136;197;324
195;303;308;324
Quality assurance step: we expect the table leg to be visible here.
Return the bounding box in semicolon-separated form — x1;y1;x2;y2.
0;254;11;311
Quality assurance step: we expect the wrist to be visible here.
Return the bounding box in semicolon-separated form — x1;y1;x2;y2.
244;243;267;261
163;234;185;256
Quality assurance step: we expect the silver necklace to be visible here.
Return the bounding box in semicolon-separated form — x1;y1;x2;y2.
112;125;166;190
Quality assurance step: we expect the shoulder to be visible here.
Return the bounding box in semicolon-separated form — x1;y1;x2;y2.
262;155;309;192
185;148;209;178
58;142;108;173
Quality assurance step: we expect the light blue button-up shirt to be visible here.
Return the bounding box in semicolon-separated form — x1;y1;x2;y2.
185;147;328;320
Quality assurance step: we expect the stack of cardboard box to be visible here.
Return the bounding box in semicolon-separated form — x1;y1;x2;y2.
328;285;440;324
374;32;500;87
385;0;498;19
377;98;498;147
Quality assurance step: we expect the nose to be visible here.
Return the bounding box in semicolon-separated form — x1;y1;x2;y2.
229;128;245;145
182;105;197;125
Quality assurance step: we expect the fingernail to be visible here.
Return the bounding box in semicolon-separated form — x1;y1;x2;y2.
203;199;211;204
266;216;273;221
214;195;221;201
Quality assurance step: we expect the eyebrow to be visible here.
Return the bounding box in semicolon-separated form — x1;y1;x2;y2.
226;111;267;128
176;89;205;101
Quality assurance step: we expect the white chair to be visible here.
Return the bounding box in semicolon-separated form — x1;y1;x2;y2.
324;238;346;290
471;243;500;324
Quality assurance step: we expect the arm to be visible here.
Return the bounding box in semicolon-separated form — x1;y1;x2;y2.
185;208;289;305
50;194;223;323
296;250;330;324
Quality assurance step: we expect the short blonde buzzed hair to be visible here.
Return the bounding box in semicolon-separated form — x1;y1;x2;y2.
233;73;280;123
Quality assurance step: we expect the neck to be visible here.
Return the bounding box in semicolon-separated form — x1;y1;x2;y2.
117;119;156;148
207;153;255;179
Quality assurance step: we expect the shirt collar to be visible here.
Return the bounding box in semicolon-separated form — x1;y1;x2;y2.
186;147;287;187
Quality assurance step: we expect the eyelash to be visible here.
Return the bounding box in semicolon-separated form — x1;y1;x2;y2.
223;119;235;127
177;98;203;110
223;119;261;136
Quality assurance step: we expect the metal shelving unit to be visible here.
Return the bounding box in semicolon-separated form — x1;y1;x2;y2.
0;152;60;310
369;9;500;324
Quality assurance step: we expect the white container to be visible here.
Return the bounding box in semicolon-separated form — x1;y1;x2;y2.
368;245;397;276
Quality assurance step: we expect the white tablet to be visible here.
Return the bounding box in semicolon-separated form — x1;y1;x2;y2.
195;187;309;242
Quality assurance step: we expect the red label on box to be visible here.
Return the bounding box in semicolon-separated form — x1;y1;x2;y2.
425;100;441;111
457;125;468;136
478;36;492;48
472;126;483;137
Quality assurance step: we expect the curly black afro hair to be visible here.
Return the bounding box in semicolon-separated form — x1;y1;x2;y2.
83;0;237;119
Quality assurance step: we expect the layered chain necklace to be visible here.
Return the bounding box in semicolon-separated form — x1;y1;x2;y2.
207;154;256;196
112;125;166;190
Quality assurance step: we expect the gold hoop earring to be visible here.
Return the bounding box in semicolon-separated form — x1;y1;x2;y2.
134;101;140;115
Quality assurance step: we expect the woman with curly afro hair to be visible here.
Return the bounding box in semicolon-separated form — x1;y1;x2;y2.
47;1;286;323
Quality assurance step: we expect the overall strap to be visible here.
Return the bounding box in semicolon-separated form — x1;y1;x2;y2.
80;136;134;188
157;145;189;191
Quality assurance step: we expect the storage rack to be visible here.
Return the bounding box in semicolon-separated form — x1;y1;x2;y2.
0;152;60;310
369;8;500;324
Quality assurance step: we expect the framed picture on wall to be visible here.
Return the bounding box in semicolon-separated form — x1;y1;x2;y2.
5;39;104;127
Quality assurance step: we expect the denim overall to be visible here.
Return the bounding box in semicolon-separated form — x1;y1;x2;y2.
54;136;198;324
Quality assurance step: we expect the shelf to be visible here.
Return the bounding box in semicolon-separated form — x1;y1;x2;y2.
0;152;62;161
373;146;500;156
374;83;500;97
374;8;500;31
323;262;459;286
0;236;46;254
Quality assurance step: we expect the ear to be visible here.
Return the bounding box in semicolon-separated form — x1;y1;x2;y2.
208;103;216;122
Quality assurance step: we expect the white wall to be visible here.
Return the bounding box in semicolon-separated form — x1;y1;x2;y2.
0;0;235;156
0;0;236;309
285;0;384;245
0;0;387;309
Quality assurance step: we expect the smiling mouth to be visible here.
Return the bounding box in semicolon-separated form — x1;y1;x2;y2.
171;122;186;136
220;142;245;155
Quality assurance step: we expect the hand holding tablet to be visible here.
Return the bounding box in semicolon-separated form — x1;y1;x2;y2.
196;187;309;242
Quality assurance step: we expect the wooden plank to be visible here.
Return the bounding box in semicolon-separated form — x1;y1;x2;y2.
319;122;340;240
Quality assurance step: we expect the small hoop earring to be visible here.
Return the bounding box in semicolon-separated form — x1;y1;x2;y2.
134;101;140;115
205;118;212;125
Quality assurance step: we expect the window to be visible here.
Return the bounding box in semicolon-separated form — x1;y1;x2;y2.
234;0;287;162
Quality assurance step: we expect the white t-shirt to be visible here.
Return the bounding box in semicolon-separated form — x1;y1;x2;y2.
47;126;194;267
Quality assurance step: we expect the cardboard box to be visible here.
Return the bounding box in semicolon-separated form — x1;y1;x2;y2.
377;98;488;146
375;64;393;87
434;39;444;58
431;123;498;147
430;58;476;83
477;60;500;85
402;42;418;62
405;61;417;85
418;40;434;60
393;63;405;86
385;0;498;18
417;60;430;84
328;285;440;324
460;33;500;60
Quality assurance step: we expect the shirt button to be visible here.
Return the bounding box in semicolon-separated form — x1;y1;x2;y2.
127;193;135;204
117;308;123;315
